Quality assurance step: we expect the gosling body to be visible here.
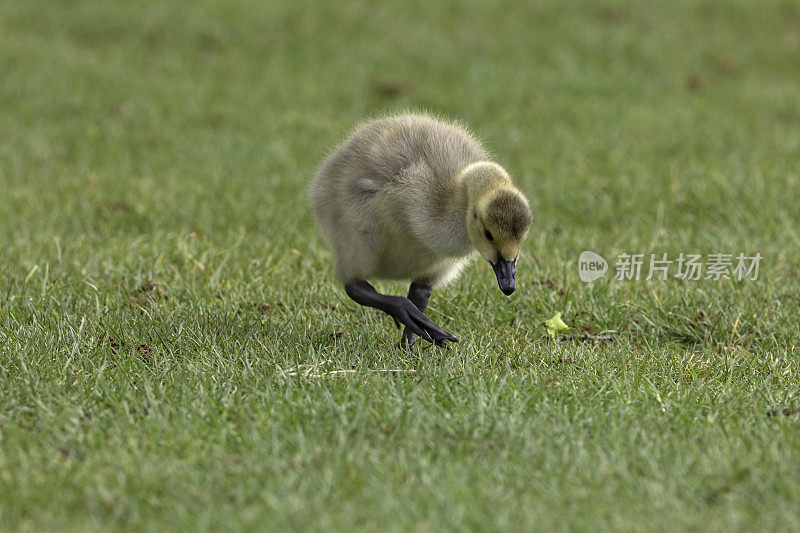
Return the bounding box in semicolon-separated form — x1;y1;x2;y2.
311;114;485;286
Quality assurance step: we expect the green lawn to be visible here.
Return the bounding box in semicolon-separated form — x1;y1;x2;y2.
2;0;800;530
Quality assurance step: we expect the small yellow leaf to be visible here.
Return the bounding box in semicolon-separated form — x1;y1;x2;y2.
544;312;570;339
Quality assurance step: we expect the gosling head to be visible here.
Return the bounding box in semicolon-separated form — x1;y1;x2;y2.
464;165;533;296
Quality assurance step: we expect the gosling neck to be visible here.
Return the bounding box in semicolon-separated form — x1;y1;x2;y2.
422;162;513;258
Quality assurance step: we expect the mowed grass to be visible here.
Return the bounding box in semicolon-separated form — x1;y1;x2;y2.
1;0;800;530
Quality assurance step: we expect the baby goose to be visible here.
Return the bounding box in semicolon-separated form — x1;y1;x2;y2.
310;113;533;347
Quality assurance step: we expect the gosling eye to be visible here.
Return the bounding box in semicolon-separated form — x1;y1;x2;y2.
484;229;494;242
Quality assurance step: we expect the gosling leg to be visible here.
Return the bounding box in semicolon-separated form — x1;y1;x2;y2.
399;282;434;349
344;280;458;346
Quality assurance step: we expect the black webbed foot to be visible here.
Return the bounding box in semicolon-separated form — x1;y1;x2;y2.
397;281;456;349
398;329;452;350
387;298;458;346
344;279;456;348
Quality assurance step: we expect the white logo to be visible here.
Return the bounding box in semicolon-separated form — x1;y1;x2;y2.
578;250;608;282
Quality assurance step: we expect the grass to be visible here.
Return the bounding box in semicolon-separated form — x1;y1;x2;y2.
1;0;800;530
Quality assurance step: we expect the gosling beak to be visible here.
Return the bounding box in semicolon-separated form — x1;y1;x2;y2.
491;257;517;296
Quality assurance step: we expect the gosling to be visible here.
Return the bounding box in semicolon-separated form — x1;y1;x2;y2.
310;113;533;347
